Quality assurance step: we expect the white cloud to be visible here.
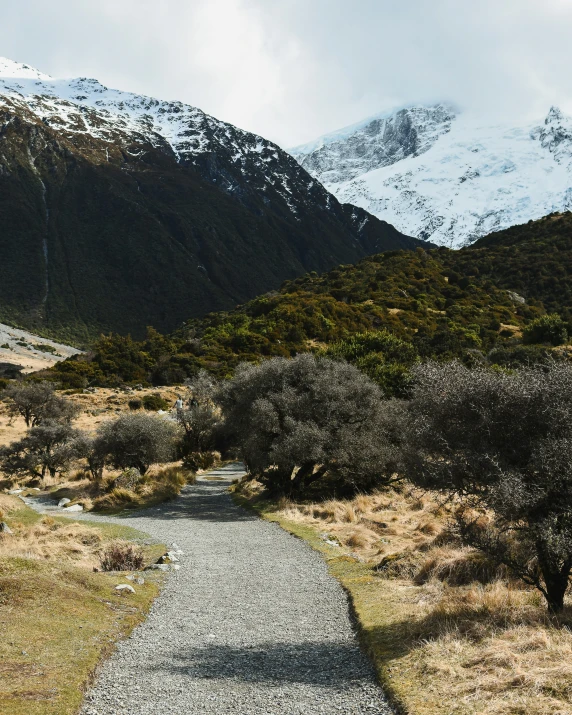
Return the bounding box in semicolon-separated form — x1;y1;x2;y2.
1;0;572;146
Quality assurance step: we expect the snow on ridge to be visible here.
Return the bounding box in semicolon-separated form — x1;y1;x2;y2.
0;57;280;163
291;104;572;247
289;101;459;156
0;57;329;217
0;56;52;81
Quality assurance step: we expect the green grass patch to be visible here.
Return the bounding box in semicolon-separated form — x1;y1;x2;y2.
0;495;165;715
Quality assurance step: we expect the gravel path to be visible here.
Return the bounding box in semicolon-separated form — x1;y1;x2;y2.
75;464;393;714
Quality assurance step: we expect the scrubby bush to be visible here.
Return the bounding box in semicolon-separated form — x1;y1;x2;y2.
142;393;170;411
522;313;568;346
128;398;142;411
96;413;178;474
218;354;401;497
406;360;572;612
99;541;144;571
182;451;217;472
176;402;220;471
0;421;82;481
3;381;80;427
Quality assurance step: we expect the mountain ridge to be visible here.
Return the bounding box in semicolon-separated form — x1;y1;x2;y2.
0;57;422;342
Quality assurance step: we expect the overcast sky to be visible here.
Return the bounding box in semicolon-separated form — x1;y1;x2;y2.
2;0;572;147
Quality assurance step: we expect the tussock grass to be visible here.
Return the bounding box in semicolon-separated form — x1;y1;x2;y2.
92;465;193;512
234;481;572;715
48;464;194;514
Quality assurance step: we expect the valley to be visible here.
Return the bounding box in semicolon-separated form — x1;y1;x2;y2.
1;16;572;714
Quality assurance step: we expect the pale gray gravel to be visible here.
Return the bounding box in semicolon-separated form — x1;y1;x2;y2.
71;463;393;714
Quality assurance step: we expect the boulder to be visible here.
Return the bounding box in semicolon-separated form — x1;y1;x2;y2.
115;584;135;594
58;498;71;507
64;504;83;512
145;563;180;572
0;522;13;534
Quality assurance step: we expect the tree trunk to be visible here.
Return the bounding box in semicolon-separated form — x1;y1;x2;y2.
539;561;570;614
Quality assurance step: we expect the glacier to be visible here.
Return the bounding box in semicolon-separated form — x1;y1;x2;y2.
291;104;572;247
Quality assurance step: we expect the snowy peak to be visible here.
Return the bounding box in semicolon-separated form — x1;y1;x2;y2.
0;56;52;80
532;106;572;166
0;57;330;216
291;103;456;184
292;104;572;247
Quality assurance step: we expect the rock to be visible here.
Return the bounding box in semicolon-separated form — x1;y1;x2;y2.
115;584;135;594
64;504;83;512
58;498;71;507
0;522;13;534
158;552;179;564
145;564;171;572
126;574;145;584
7;489;23;495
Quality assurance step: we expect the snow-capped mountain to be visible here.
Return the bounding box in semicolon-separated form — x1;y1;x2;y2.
0;58;421;340
291;104;572;247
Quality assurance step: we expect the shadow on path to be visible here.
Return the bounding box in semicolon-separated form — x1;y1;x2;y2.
151;640;377;687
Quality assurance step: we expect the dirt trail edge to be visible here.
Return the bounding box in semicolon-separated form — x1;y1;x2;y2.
72;463;393;714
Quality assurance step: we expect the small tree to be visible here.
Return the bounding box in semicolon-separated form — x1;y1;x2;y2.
523;313;568;346
0;420;81;481
176;403;219;458
407;361;572;613
218;354;400;497
73;433;107;483
96;413;178;474
184;369;218;406
3;381;79;427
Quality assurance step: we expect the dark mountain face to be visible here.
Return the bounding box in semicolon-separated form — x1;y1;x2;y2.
0;59;423;342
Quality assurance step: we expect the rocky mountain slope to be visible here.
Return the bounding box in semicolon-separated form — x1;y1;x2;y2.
291;104;572;247
0;322;79;375
0;58;421;341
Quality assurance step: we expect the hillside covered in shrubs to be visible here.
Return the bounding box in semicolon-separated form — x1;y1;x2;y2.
45;212;572;392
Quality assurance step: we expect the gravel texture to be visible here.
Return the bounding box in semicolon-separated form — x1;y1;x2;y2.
77;464;393;714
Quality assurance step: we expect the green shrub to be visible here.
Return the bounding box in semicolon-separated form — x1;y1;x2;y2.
128;398;142;410
522;313;568;346
142;393;170;411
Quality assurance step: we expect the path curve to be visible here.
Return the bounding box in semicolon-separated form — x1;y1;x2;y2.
76;464;393;714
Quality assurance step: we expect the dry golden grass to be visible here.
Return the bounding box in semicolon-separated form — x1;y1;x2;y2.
235;481;572;715
91;464;193;512
0;518;103;568
0;495;164;715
